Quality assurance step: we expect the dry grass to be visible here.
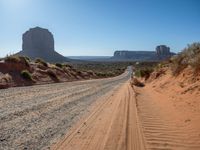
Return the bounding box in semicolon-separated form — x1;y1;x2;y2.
131;77;145;87
171;42;200;75
134;68;154;80
0;74;12;83
5;56;30;67
35;58;48;67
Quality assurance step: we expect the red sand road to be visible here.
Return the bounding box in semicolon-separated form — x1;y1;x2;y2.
52;82;146;150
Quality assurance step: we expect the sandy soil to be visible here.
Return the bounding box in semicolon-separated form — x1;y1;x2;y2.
0;70;131;150
135;70;200;150
52;82;146;150
53;68;200;150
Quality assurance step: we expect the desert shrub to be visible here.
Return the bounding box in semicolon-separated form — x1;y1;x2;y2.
63;63;73;68
171;42;200;75
171;53;188;75
22;56;31;62
55;63;63;68
95;72;107;77
157;62;167;69
35;58;48;67
5;56;30;67
21;70;33;81
190;55;200;72
47;69;59;82
5;56;21;63
135;68;154;79
72;61;158;78
131;78;145;87
1;74;12;83
18;56;30;67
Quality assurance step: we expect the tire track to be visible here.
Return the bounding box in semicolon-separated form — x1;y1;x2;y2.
53;82;146;150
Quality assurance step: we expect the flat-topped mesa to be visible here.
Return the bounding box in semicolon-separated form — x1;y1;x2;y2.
113;45;175;61
22;27;55;53
17;27;68;62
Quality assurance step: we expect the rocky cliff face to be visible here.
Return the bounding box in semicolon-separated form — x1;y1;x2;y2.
17;27;68;62
22;27;54;53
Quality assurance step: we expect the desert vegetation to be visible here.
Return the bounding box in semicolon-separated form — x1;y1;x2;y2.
72;61;158;78
35;58;48;67
130;77;145;87
20;70;33;81
5;55;30;67
134;68;154;79
0;56;97;88
132;61;158;80
170;42;200;75
72;62;127;78
55;63;63;68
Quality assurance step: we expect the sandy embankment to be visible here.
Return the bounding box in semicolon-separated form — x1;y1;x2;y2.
135;68;200;149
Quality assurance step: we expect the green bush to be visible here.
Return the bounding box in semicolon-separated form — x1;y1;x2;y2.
63;63;73;68
35;58;48;67
21;70;33;81
55;63;63;68
135;68;154;79
95;72;107;77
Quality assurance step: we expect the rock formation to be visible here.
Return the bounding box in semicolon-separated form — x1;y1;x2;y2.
113;51;156;60
17;27;69;62
113;46;175;61
156;45;170;56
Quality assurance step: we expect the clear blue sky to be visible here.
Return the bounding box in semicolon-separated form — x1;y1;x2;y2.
0;0;199;57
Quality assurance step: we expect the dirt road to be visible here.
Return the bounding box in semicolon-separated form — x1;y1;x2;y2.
52;80;200;150
0;69;131;150
53;83;146;150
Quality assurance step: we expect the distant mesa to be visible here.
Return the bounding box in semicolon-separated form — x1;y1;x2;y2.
113;45;175;61
17;27;69;62
156;45;170;56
